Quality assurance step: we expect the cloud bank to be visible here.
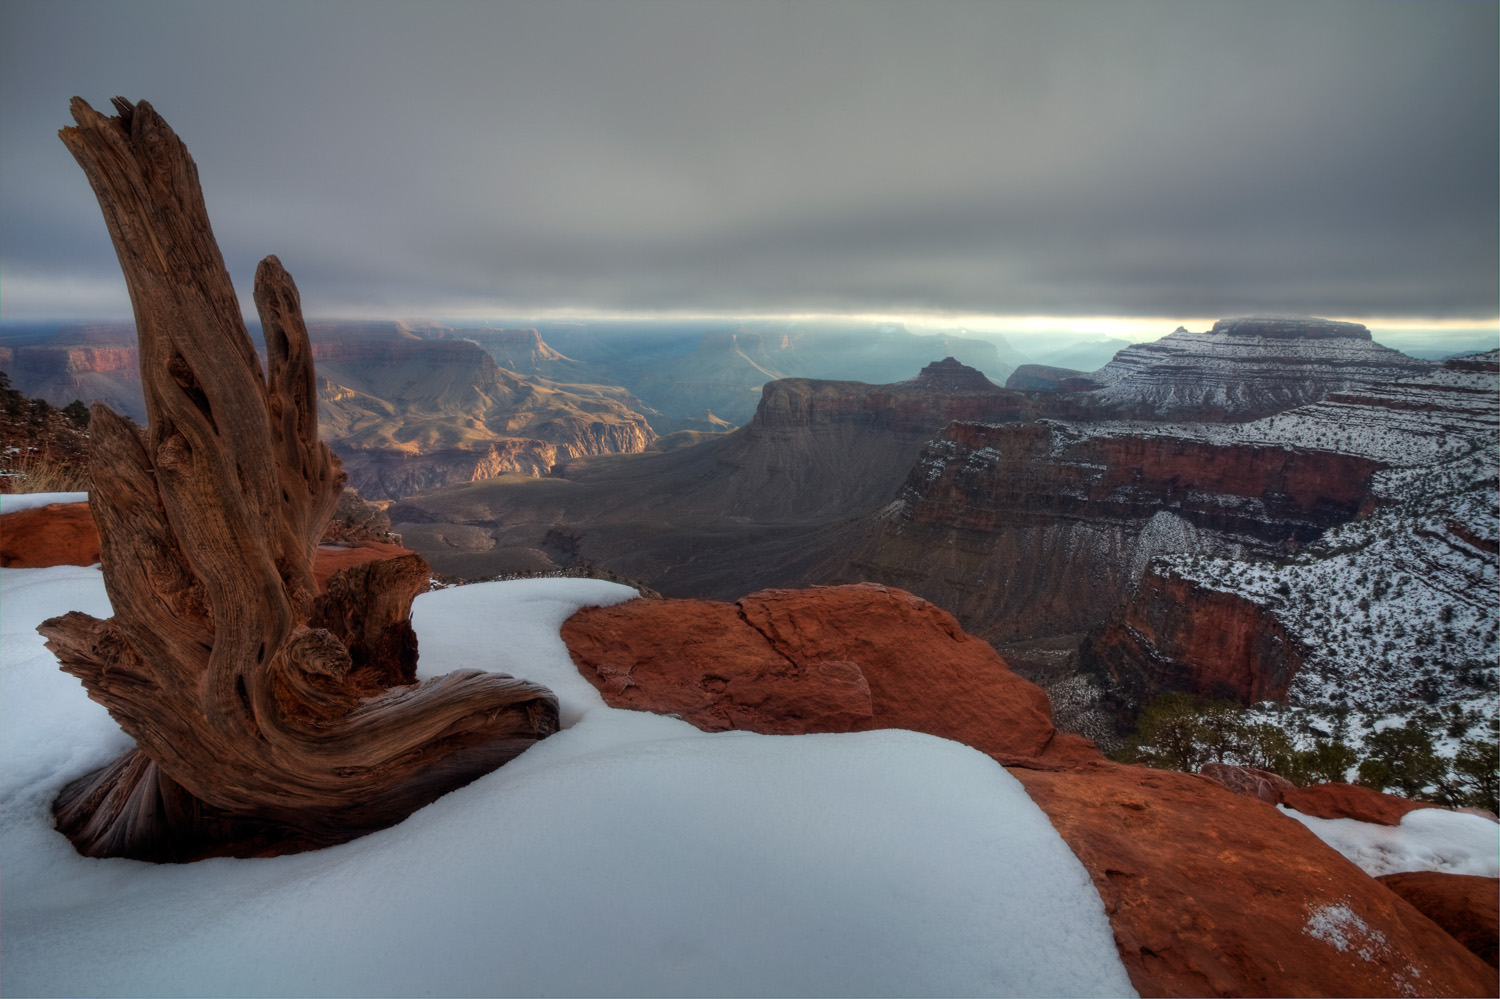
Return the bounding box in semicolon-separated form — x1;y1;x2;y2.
2;1;1495;324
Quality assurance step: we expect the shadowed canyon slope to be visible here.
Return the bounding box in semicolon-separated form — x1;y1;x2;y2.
390;358;1036;587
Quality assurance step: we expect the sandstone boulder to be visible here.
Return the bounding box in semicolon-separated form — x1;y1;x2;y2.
0;501;100;568
1014;761;1497;997
1377;871;1499;968
1280;782;1435;826
561;596;874;735
563;582;1091;761
566;585;1493;996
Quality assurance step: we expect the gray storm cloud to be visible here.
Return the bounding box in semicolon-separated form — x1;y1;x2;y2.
1;0;1494;321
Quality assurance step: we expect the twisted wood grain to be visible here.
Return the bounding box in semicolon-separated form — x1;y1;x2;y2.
40;98;557;861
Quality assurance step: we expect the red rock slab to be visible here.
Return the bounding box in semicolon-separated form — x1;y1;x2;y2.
1013;761;1498;998
1281;782;1435;826
563;582;1092;761
562;597;873;735
0;502;101;568
737;583;1066;757
0;504;414;584
1377;872;1499;969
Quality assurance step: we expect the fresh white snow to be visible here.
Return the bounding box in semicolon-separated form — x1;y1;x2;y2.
1281;805;1500;878
0;567;1136;998
0;490;89;514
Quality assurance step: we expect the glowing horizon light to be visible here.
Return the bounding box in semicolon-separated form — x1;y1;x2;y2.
2;276;1494;352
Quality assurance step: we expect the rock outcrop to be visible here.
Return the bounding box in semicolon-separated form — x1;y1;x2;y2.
561;584;1496;997
752;358;1028;439
0;502;101;568
562;583;1092;762
1081;566;1308;713
1278;782;1436;826
1014;761;1495;997
1199;761;1295;803
1377;871;1499;968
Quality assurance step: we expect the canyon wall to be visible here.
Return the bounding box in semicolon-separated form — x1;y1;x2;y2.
1078;352;1499;716
0;328;146;420
1079;566;1306;713
313;333;656;500
828;419;1382;643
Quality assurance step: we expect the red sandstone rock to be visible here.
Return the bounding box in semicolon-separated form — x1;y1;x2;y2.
0;502;100;568
563;583;1089;761
564;580;1493;994
1014;761;1497;997
1377;872;1499;968
1280;782;1435;826
311;540;417;588
1199;761;1295;803
560;596;874;734
1083;567;1306;707
2;507;429;639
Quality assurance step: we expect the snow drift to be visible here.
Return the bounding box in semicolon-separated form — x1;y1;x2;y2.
1;567;1135;998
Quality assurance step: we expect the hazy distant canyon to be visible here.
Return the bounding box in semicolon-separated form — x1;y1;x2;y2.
4;315;1495;743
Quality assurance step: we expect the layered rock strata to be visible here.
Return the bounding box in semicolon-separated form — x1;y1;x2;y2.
1012;317;1435;421
1081;567;1307;709
1084;353;1498;714
314;331;655;500
831;419;1380;643
0;325;145;420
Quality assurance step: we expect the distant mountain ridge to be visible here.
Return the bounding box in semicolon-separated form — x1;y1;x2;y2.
1006;317;1434;421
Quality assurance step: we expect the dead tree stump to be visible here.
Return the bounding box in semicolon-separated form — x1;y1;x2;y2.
39;97;558;862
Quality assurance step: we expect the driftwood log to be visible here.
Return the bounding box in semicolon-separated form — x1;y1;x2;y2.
39;97;558;862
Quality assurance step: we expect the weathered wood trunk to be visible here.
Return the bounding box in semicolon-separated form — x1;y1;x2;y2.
39;97;558;862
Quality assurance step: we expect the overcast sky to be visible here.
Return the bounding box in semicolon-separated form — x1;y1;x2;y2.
1;0;1496;337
